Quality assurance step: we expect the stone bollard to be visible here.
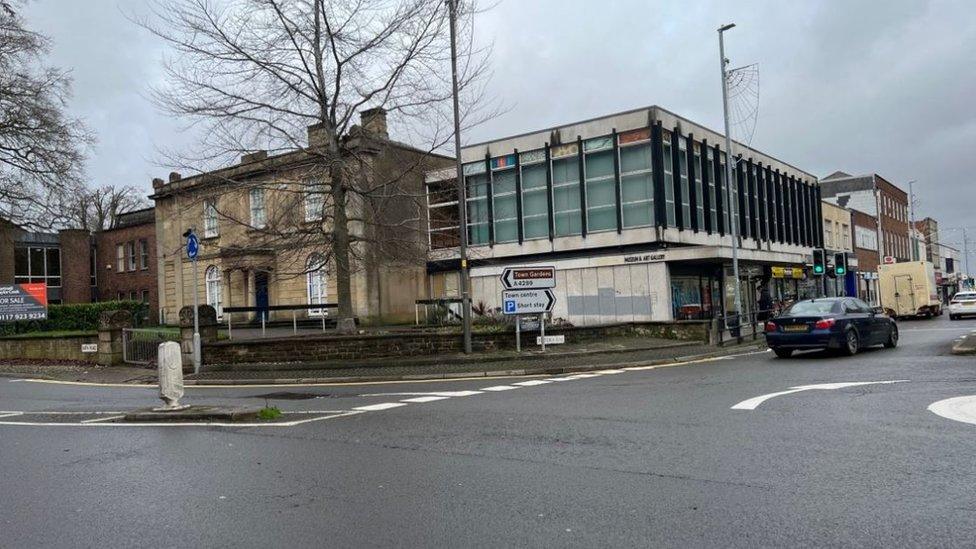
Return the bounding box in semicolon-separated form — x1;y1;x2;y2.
155;341;188;411
178;305;218;369
335;317;357;335
97;309;133;366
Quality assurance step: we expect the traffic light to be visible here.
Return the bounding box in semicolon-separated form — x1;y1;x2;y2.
812;249;826;276
834;252;848;276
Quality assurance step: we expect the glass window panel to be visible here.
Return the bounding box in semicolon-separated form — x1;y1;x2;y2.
521;163;546;189
523;216;548;240
584;150;614;179
552;157;578;184
587;208;616;232
523;190;548;217
47;277;61;288
623;203;652;227
493;195;517;220
586;180;615;208
494;220;518;243
620;145;651;173
621;174;652;202
663;142;675;227
46;248;61;277
492;169;516;195
30;248;45;277
467;198;489;223
466;173;488;197
468;224;489;245
554;212;581;236
553;187;580;211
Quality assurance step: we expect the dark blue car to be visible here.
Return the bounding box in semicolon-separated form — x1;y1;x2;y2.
764;297;899;358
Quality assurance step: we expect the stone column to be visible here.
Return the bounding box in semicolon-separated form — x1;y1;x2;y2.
97;310;133;366
179;304;219;368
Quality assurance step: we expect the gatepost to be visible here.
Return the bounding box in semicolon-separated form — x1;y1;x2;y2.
97;310;132;366
179;305;217;370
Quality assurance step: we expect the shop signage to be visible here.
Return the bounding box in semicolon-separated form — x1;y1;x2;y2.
623;252;666;264
500;266;555;290
883;255;896;265
771;266;805;279
502;289;555;315
0;283;48;322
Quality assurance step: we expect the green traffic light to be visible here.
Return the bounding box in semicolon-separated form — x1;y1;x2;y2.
814;266;824;274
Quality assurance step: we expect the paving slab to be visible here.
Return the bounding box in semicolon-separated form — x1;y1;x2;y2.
123;405;262;422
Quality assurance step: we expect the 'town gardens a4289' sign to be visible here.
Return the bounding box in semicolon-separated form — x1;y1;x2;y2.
0;283;49;322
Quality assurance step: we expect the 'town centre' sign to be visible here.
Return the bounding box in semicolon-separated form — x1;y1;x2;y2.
0;283;48;322
502;289;556;315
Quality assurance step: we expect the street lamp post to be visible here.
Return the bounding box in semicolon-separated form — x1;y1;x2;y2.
448;0;472;354
718;23;742;323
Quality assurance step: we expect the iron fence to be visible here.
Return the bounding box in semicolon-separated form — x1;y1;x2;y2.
122;328;181;366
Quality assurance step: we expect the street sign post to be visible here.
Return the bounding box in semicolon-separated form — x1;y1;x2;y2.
501;267;555;290
185;230;201;374
503;288;556;352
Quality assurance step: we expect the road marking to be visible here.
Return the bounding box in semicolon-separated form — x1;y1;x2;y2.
481;385;518;391
0;410;363;428
360;390;482;398
80;415;125;424
0;412;23;419
929;396;976;426
731;380;910;410
353;402;408;412
513;380;553;386
595;369;626;374
401;396;450;403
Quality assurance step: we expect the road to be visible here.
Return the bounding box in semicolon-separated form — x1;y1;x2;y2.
2;315;976;547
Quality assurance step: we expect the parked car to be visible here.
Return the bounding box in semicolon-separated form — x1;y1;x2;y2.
764;297;898;358
949;291;976;320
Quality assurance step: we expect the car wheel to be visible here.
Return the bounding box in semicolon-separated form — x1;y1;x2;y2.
884;325;898;348
773;348;793;359
840;329;859;356
950;314;958;321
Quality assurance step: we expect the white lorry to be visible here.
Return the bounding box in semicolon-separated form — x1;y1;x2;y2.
877;261;942;319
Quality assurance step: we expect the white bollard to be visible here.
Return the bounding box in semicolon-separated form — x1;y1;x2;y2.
155;341;188;411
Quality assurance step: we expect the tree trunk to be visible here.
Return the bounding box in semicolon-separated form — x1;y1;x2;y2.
330;161;355;323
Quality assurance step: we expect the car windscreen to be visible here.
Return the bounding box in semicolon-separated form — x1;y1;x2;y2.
952;293;976;302
785;301;838;315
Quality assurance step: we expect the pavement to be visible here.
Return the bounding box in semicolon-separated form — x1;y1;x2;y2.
1;315;975;547
0;336;757;385
950;326;976;354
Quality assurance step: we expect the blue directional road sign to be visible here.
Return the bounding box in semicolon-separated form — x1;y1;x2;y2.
186;232;199;260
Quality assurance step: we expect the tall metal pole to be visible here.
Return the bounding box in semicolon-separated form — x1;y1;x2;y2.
448;0;472;353
192;250;201;374
718;24;742;319
964;228;971;281
908;180;917;260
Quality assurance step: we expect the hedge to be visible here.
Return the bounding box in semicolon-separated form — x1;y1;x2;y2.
0;301;148;336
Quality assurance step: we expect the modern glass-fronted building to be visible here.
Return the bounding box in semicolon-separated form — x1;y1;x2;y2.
425;106;823;324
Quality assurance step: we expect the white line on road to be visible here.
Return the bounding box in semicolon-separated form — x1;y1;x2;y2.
401;396;450;403
353;402;408;412
0;412;24;419
0;411;363;428
731;380;911;410
513;380;553;386
80;415;125;424
929;395;976;426
359;390;483;398
481;385;518;391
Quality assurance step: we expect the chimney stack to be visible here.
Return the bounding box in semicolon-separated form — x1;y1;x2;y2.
360;107;388;139
152;177;165;190
169;172;181;183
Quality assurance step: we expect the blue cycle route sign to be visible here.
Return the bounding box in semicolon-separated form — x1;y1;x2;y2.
186;232;199;260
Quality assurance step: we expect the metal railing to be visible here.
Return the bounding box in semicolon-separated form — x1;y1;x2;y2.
122;328;181;366
221;303;340;339
716;309;776;346
414;298;465;326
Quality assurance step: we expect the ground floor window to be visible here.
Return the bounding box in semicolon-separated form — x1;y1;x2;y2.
205;265;223;318
671;275;719;320
307;254;327;316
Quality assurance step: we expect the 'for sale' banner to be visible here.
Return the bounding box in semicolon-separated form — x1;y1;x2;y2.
0;283;48;322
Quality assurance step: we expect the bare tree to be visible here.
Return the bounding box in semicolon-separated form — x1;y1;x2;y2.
0;0;93;229
137;0;495;321
64;184;148;231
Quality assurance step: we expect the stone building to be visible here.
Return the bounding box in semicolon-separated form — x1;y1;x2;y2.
93;207;158;323
151;109;452;325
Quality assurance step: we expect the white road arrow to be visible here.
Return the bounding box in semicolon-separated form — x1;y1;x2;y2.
731;380;910;410
929;395;976;426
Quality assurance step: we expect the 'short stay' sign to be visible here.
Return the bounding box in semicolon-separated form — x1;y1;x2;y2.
0;283;48;322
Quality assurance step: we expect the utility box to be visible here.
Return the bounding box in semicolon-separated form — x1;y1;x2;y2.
878;261;942;319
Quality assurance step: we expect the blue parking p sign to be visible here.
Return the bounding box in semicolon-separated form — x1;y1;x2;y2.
504;300;516;314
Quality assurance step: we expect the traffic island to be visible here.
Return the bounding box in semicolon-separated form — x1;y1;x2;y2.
123;405;262;423
951;333;976;355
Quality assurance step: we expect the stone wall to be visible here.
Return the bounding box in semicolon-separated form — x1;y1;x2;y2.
203;320;709;365
0;334;99;363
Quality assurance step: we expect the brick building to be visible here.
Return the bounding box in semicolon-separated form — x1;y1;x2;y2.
850;209;880;304
94;207;158;323
0;218;93;304
821;171;911;263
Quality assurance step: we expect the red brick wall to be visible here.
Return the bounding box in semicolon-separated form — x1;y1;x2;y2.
851;209;879;274
95;222;158;323
875;176;910;262
58;229;92;304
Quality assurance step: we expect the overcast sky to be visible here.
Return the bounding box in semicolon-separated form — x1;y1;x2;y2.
22;0;976;250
